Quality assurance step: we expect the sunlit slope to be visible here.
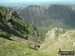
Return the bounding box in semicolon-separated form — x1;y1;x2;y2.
40;28;75;53
0;38;50;56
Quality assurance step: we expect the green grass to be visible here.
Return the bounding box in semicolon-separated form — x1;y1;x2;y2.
0;38;49;56
1;28;75;56
37;27;51;37
70;32;75;38
41;49;75;56
46;50;59;56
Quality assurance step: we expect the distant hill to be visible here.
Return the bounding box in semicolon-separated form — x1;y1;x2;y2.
17;5;75;29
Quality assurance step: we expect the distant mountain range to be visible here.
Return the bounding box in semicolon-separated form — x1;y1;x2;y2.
17;5;75;29
0;3;28;10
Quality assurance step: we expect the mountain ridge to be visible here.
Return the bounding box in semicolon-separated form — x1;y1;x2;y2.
0;6;44;45
18;5;75;29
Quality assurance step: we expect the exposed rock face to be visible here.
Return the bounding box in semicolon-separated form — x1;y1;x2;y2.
45;28;64;40
40;28;75;50
18;5;75;28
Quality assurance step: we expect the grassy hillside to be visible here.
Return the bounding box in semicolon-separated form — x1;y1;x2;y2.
0;38;49;56
0;6;47;56
0;6;43;44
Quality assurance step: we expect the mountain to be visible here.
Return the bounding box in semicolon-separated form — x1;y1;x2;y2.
17;5;75;29
0;6;50;56
0;6;75;56
0;6;45;47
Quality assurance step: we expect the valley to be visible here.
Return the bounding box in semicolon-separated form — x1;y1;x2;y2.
0;4;75;56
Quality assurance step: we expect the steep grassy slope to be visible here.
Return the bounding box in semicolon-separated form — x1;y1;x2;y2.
0;6;50;56
0;6;43;44
0;38;49;56
18;5;75;28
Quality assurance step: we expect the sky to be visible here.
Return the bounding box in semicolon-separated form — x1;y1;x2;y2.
0;0;75;4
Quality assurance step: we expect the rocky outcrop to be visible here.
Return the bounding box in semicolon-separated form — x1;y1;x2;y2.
45;28;64;40
40;28;75;50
